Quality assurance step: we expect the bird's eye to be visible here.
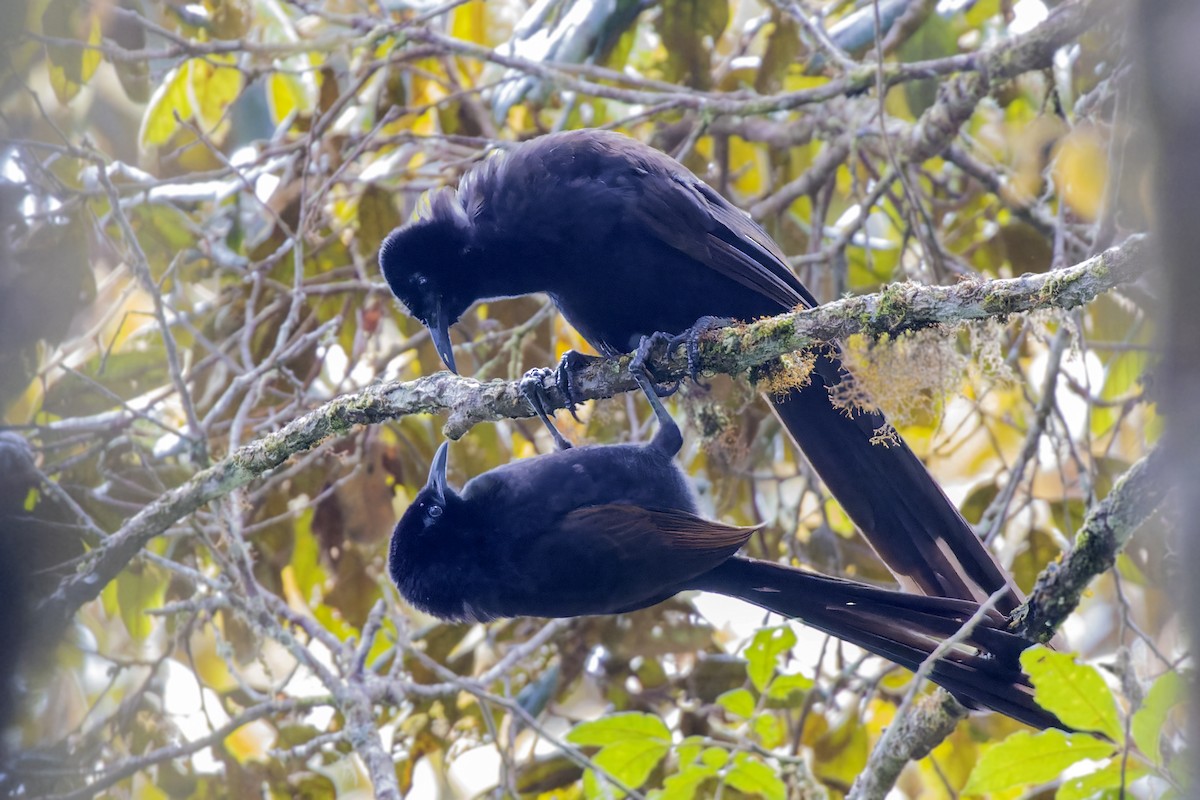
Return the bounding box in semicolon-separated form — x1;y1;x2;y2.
427;504;443;520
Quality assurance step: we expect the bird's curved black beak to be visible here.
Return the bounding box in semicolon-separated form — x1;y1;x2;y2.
425;441;449;503
427;300;457;374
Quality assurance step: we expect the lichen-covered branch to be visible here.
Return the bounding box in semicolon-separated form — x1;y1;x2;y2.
1012;446;1169;642
36;234;1151;644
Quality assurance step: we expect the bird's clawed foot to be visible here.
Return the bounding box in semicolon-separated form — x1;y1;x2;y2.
629;335;684;456
629;333;682;398
628;318;732;394
677;316;734;389
519;368;573;451
552;350;603;422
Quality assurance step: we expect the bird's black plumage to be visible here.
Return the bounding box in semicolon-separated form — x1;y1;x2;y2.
379;128;1023;614
388;376;1060;730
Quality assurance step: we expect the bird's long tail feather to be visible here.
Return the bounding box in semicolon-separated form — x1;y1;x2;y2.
692;557;1062;730
770;352;1023;614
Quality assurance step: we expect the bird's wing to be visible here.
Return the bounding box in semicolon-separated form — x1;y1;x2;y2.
522;505;758;607
566;504;757;554
630;168;820;311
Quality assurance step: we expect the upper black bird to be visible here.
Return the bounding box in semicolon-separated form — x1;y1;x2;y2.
388;365;1058;729
379;128;1023;614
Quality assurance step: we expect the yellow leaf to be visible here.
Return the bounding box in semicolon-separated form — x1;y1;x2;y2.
1053;126;1108;222
267;71;304;126
728;136;765;198
189;54;245;132
224;719;276;764
189;627;238;693
139;64;192;148
450;0;488;47
132;773;169;800
43;0;102;103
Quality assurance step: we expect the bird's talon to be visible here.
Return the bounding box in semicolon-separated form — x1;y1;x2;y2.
519;368;572;451
675;316;731;389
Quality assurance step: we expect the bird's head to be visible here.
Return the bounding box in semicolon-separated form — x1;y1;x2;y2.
389;441;482;619
389;442;465;575
399;440;461;530
379;201;475;373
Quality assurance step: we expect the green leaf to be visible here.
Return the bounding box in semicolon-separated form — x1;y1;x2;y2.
897;14;956;115
1131;671;1184;764
751;714;785;749
116;563;168;642
591;738;671;793
572;713;673;797
766;672;813;704
1056;760;1147;800
1022;647;1124;741
965;0;1001;27
355;184;398;263
126;203;195;280
724;753;786;800
963;729;1115;795
745;626;796;693
675;736;705;769
568;712;671;747
698;747;728;768
654;0;728;89
657;761;719;800
716;688;755;719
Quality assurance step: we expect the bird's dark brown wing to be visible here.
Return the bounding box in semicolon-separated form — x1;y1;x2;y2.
628;163;818;312
565;505;757;555
514;505;757;615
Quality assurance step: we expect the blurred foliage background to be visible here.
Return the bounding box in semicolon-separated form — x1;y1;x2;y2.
0;0;1180;797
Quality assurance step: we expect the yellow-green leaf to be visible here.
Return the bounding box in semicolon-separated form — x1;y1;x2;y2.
659;761;719;800
675;736;705;768
1022;647;1124;741
1132;671;1184;765
745;626;796;692
716;688;755;719
751;713;785;749
1056;759;1147;800
963;729;1115;795
724;753;786;800
766;672;813;704
593;738;670;789
116;563;167;643
567;712;671;747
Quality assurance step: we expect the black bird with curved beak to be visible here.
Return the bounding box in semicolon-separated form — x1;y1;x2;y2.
388;355;1060;730
379;128;1023;614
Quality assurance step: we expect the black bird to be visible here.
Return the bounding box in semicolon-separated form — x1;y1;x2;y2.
379;128;1023;614
388;364;1059;729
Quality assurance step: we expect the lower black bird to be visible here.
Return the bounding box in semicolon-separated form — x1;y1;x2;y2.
389;359;1059;730
379;128;1023;613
